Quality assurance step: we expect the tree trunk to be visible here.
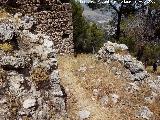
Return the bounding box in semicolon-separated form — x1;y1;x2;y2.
116;12;122;41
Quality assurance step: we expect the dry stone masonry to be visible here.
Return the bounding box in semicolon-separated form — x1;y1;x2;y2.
97;41;149;81
0;13;68;119
0;0;74;54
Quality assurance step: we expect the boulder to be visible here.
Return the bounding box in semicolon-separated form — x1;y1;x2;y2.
0;55;31;69
118;44;128;51
134;71;148;81
100;95;109;106
20;16;36;30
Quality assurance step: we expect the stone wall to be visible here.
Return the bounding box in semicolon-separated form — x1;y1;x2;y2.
97;41;149;81
0;12;68;120
0;0;74;54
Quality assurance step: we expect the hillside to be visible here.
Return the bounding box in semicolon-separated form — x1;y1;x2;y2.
81;3;115;35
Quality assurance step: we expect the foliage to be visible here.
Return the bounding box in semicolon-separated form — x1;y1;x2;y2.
119;36;136;54
87;0;143;41
149;0;160;9
82;23;105;53
143;43;160;64
70;0;105;53
118;34;160;65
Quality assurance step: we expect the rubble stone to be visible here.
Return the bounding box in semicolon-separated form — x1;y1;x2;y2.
97;41;149;81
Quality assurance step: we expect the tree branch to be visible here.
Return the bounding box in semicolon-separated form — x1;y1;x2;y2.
109;1;119;13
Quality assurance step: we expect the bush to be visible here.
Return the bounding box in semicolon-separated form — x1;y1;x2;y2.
143;43;160;64
79;23;105;53
117;36;160;65
30;66;49;82
118;13;160;65
71;0;105;53
119;36;136;54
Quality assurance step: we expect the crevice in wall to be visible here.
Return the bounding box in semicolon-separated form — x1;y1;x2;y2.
62;33;69;39
2;65;30;77
59;0;70;3
37;0;52;11
10;32;20;50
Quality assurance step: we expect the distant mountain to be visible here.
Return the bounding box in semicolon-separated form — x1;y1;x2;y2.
81;3;116;35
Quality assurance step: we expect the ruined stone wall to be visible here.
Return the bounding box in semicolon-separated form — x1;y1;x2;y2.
0;0;74;53
0;12;68;119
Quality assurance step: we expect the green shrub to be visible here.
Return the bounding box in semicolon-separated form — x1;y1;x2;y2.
71;0;105;53
119;36;136;54
82;23;105;53
143;43;160;65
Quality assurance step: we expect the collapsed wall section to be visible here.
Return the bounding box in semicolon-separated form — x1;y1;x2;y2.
0;0;74;53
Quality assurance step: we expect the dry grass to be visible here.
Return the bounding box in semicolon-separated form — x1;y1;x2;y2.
58;54;160;120
30;66;49;82
58;54;122;120
58;54;129;119
0;9;10;19
30;66;50;90
146;66;160;76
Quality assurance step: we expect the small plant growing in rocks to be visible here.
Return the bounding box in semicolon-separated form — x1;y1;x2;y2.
0;43;13;52
30;66;50;90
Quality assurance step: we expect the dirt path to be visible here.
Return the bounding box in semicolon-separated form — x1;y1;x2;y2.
58;55;121;120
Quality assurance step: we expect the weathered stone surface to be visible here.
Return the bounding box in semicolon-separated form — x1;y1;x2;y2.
0;55;31;68
0;15;67;120
100;95;109;106
23;98;37;109
148;77;160;93
110;93;119;104
97;41;149;81
0;20;15;42
136;106;153;120
20;15;36;30
0;0;74;54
